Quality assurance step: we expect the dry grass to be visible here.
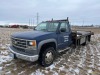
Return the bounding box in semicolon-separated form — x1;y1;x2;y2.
72;27;100;34
0;28;32;46
0;27;100;75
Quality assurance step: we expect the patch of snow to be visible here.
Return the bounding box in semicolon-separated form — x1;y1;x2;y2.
18;71;25;75
98;67;100;70
53;71;58;75
97;42;100;45
31;69;44;75
69;67;73;71
79;46;87;67
94;45;99;53
77;64;82;68
6;44;10;46
5;71;11;74
89;44;95;68
74;68;80;74
88;64;94;68
44;70;49;74
54;60;60;65
97;64;100;66
1;50;8;55
68;67;76;75
68;59;70;61
87;69;92;74
0;45;7;50
59;65;65;71
9;53;14;58
0;53;13;65
97;53;100;56
0;67;2;70
46;64;55;70
5;64;11;67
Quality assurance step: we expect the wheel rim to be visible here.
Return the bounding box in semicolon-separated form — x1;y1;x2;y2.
86;38;88;44
45;51;53;64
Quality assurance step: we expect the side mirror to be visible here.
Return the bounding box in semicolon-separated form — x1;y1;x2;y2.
60;28;66;32
33;27;36;30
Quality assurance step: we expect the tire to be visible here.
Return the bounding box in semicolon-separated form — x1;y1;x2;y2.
85;38;88;45
82;37;88;46
39;47;55;67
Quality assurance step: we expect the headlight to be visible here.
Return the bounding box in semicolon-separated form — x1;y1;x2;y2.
27;40;37;50
28;40;36;47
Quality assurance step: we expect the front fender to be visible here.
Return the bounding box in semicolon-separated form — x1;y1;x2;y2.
37;39;57;54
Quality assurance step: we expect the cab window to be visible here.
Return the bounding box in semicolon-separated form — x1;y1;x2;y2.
60;22;69;32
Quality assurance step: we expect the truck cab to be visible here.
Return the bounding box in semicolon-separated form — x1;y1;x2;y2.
34;19;72;51
9;18;93;67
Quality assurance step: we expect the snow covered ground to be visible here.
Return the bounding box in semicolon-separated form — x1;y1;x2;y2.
0;28;100;75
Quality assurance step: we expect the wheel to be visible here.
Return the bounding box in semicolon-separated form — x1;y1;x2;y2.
13;54;17;59
82;37;88;46
85;39;88;45
39;47;55;67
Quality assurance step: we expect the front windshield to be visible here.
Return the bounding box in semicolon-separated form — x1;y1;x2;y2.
35;22;59;32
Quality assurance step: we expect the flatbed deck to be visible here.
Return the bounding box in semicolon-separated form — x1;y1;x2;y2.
71;30;94;46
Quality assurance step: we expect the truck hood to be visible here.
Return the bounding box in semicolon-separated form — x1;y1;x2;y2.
11;31;54;40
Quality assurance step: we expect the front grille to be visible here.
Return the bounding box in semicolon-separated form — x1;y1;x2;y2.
12;37;27;49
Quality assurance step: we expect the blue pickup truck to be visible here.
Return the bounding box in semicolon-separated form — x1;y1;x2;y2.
9;18;93;67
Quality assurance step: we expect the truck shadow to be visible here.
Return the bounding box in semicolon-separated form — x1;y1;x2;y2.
56;46;84;62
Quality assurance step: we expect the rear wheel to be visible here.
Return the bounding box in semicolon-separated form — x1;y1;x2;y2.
85;38;88;45
82;37;88;46
39;47;55;67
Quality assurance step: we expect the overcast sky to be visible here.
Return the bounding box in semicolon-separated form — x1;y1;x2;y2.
0;0;100;25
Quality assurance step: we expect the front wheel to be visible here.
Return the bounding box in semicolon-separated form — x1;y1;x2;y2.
39;47;55;67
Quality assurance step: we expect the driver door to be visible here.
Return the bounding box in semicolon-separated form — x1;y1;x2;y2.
57;22;70;51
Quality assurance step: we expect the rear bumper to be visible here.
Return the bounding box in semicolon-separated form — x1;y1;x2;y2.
8;46;39;62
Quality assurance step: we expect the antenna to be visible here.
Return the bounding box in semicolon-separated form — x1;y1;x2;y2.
67;17;69;23
67;17;69;21
37;13;39;25
52;18;53;21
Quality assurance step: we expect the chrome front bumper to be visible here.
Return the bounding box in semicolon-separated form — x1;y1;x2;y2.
8;46;39;62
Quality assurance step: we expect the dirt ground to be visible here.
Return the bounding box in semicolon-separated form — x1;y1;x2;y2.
0;28;100;75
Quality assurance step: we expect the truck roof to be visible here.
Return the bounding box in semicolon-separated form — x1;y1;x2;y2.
43;17;69;23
